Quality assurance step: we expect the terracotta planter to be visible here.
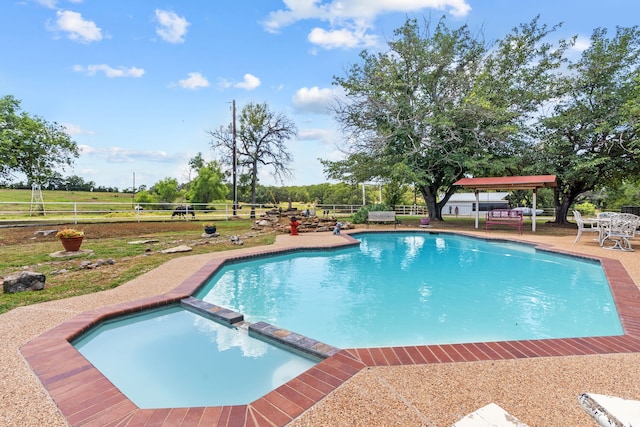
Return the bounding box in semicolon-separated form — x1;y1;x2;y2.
60;236;83;252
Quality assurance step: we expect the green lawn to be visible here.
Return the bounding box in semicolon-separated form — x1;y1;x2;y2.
0;220;275;314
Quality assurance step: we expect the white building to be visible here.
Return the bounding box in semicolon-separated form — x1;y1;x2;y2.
442;192;510;216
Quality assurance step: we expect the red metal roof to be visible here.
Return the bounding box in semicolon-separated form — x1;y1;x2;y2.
453;175;556;190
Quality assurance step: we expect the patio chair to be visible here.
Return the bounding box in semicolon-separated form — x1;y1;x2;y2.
573;210;599;244
600;213;640;251
596;212;622;245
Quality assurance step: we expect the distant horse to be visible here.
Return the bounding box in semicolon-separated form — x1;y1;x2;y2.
171;205;195;218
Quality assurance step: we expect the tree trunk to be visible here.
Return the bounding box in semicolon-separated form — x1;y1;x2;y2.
249;162;258;219
419;183;459;221
552;186;578;225
419;184;443;221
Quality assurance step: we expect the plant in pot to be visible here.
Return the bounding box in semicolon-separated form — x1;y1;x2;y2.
56;228;85;252
203;223;217;234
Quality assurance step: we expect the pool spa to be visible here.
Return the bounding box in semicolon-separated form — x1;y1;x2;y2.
73;305;318;408
21;230;640;427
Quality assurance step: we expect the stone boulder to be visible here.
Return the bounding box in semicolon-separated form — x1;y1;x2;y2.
160;245;193;254
2;271;46;293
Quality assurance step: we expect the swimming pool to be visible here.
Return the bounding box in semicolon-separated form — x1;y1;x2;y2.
73;305;317;408
196;232;623;348
24;230;640;426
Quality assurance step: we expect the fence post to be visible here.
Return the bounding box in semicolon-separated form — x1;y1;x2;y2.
74;202;78;224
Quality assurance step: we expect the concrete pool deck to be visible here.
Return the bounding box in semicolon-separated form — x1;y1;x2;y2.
4;227;640;426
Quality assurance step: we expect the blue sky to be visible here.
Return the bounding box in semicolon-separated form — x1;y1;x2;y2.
2;0;639;191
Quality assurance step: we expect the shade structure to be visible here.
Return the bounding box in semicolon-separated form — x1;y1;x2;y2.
453;175;557;231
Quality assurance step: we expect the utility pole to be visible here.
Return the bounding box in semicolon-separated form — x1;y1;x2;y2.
132;172;135;208
232;100;238;216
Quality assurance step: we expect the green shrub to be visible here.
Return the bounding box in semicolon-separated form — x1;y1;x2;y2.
574;201;596;216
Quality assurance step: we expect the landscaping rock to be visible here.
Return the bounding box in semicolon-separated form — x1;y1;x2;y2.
201;232;220;238
34;230;57;237
230;235;244;245
160;245;192;254
79;258;117;270
49;247;94;258
2;271;46;293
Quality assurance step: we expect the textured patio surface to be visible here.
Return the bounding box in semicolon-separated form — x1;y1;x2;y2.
3;226;640;426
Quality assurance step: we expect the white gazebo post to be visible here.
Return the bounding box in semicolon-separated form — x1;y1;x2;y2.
532;188;538;232
474;189;480;229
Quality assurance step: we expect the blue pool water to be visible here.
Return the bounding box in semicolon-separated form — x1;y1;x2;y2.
73;305;317;408
196;232;623;348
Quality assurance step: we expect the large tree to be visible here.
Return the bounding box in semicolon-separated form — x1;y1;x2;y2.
151;177;180;203
0;95;79;184
208;102;297;218
328;17;566;220
531;26;640;224
187;160;228;207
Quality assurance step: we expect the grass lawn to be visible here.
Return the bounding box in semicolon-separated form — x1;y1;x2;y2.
0;219;275;314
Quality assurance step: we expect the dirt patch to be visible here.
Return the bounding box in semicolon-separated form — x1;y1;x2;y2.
0;221;203;246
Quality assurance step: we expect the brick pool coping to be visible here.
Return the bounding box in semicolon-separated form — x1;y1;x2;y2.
20;231;640;427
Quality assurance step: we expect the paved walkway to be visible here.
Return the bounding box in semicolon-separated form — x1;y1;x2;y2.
3;228;640;426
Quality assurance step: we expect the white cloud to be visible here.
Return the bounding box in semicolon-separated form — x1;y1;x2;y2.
234;73;261;90
178;72;210;89
62;123;94;136
34;0;57;8
79;145;185;163
308;27;377;49
572;35;591;52
264;0;471;49
292;86;341;113
155;9;190;43
266;0;471;30
49;10;102;43
73;64;145;78
297;127;334;142
217;78;233;89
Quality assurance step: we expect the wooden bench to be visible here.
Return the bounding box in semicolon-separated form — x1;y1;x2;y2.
486;209;523;234
367;211;397;228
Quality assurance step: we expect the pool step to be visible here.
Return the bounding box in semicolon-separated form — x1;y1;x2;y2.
181;297;341;361
181;297;244;324
249;321;341;361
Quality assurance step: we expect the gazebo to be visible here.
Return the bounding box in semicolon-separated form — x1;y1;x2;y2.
453;175;557;232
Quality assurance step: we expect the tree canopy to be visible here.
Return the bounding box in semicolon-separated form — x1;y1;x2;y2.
328;17;567;220
187;161;228;207
151;177;180;203
530;26;640;223
0;95;79;185
208;102;296;217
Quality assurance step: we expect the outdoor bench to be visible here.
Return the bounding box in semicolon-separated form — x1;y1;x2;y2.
486;209;523;234
367;211;398;228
